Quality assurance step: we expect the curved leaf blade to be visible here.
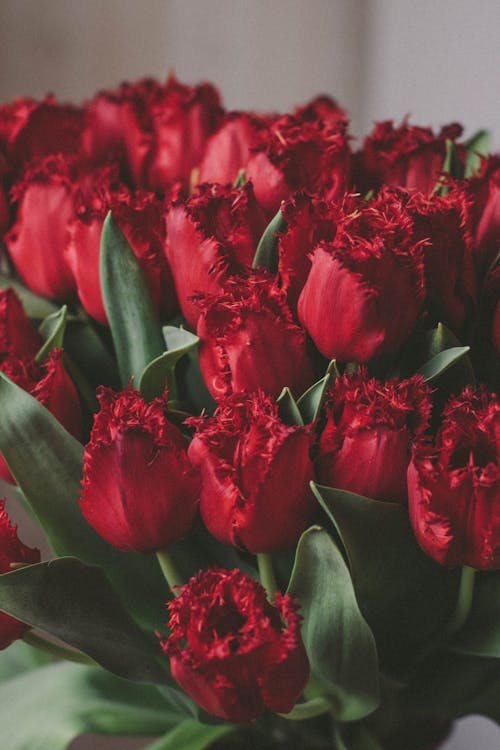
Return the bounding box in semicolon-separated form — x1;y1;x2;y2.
287;526;380;721
464;129;490;178
100;212;165;386
139;327;199;402
252;208;287;274
417;346;470;383
0;558;166;683
277;387;304;426
35;305;68;363
145;721;234;750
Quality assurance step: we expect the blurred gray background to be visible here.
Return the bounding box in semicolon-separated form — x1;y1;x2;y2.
1;1;500;748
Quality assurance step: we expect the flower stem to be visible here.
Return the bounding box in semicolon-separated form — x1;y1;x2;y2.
447;565;476;634
156;548;184;594
279;696;333;721
257;553;279;599
23;630;96;666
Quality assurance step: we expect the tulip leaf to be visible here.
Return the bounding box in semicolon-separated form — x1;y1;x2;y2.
234;168;246;188
297;361;338;423
277;387;304;426
35;305;68;363
334;725;385;750
139;326;199;402
416;346;471;383
0;557;167;684
0;274;59;318
144;720;235;750
435;139;462;195
449;570;500;659
100;212;165;386
287;526;380;721
63;317;121;391
311;483;460;674
252;207;287;274
0;660;181;750
464;129;490;177
0;370;168;630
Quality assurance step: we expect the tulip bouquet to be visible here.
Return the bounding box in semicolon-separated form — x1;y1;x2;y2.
0;75;498;750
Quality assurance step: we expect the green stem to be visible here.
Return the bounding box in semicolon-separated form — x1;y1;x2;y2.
156;548;184;594
447;565;476;634
23;631;96;666
257;553;279;599
279;696;332;721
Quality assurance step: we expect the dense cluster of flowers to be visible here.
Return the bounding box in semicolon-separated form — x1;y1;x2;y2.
0;74;498;746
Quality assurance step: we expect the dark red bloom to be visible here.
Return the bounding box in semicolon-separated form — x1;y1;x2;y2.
0;96;83;168
357;120;464;195
277;192;337;314
406;187;476;331
197;274;315;401
246;114;351;215
466;156;500;277
198;111;269;185
119;76;223;190
0;153;8;234
188;392;315;552
293;94;347;130
5;155;78;300
80;386;199;553
0;502;40;649
0;288;42;358
159;567;309;721
317;370;431;502
494;298;500;354
0;349;83;482
164;182;267;328
66;169;176;324
298;192;425;362
408;387;500;569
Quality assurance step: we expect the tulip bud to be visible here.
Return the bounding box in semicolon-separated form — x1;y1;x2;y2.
188;391;315;553
80;386;199;553
159;567;309;721
0;502;40;649
199;111;269;185
408;387;500;569
317;370;432;502
0;288;43;358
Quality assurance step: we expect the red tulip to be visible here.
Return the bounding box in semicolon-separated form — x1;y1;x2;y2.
197;274;315;401
0;288;43;358
317;370;431;502
0;502;40;649
298;191;425;362
188;391;315;553
159;567;309;721
293;95;347;131
466;156;500;276
80;386;199;553
408;387;500;569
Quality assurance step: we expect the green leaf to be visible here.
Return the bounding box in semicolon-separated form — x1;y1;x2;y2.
0;660;180;750
0;640;51;682
0;558;166;683
334;725;385;750
450;570;500;659
145;720;234;750
0;275;59;319
252;208;287;274
416;346;471;383
35;306;68;363
297;361;338;423
464;129;490;178
234;168;246;188
100;212;165;386
311;484;459;673
277;387;304;426
0;370;167;630
139;326;199;402
63;317;121;391
435;139;462;195
287;526;380;721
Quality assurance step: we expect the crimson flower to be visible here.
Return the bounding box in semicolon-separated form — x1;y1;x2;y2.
5;155;78;300
298;191;425;363
293;94;347;130
197;274;315;401
66;169;176;324
164;182;267;328
408;387;500;569
0;153;8;234
317;370;431;502
0;288;42;358
357;119;464;195
0;502;40;649
80;386;199;553
159;567;309;722
466;156;500;276
246;114;351;215
0;349;83;483
188;392;315;553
